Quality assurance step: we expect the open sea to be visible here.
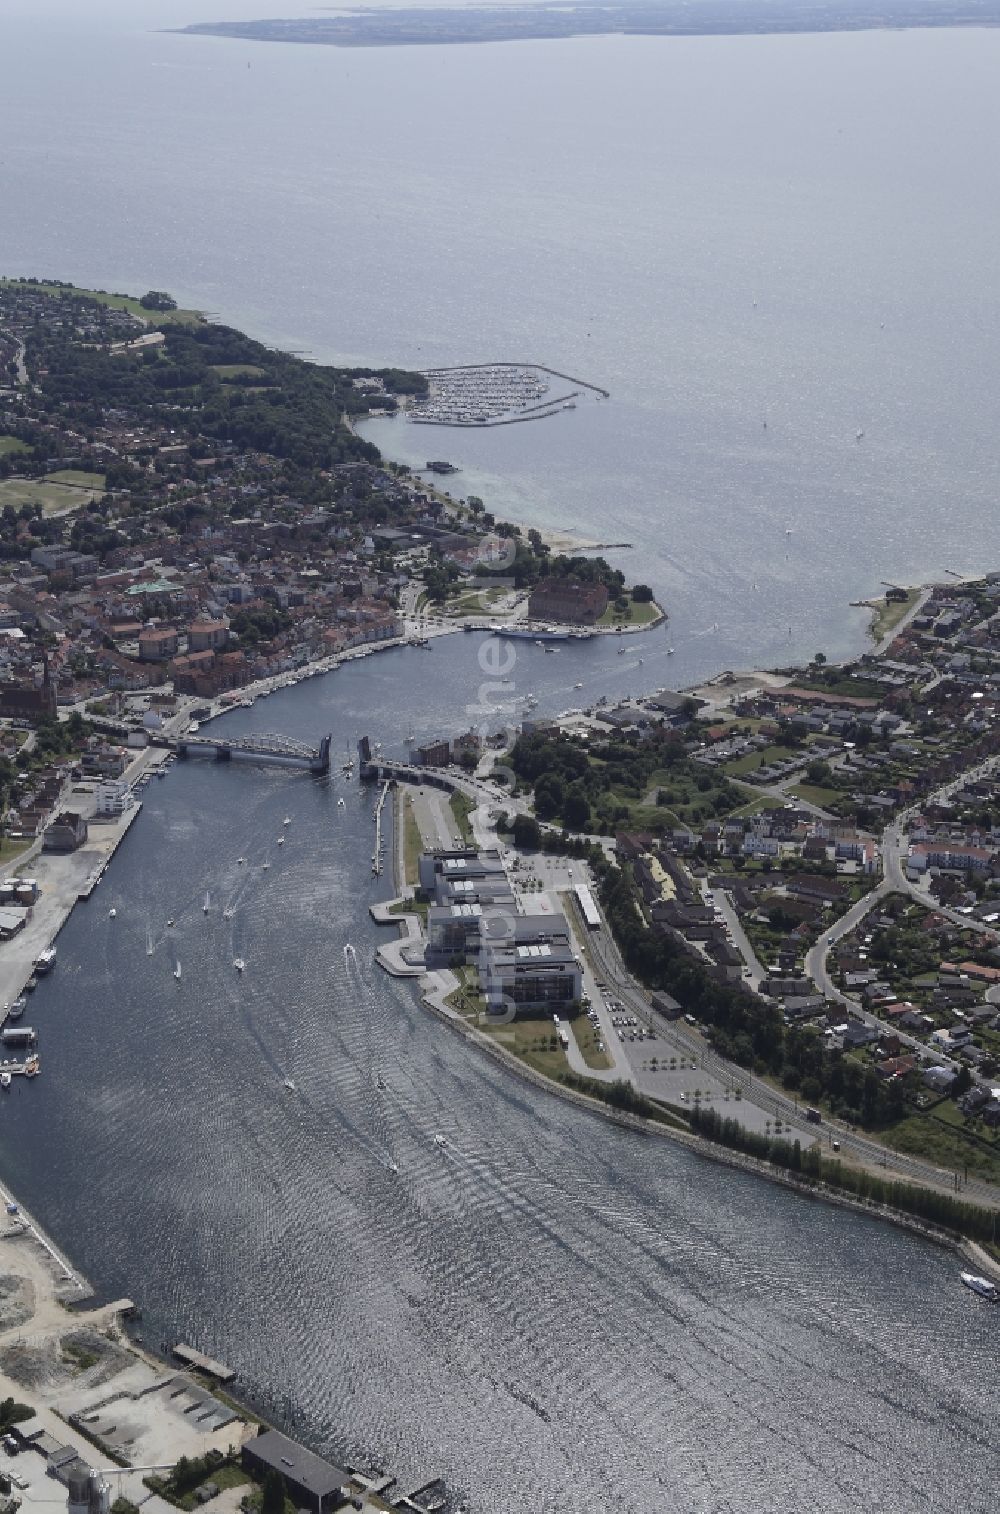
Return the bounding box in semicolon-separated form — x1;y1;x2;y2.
2;4;1000;1509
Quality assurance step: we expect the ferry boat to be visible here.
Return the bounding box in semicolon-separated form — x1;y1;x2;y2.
961;1272;999;1301
34;947;56;974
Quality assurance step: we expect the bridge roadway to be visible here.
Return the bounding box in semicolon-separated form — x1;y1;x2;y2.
174;731;332;773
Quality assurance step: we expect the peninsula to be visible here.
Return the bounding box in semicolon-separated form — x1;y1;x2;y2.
176;1;1000;50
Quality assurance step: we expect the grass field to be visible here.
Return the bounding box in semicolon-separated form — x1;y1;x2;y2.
881;1107;1000;1184
569;1014;612;1071
449;789;475;844
402;793;422;886
1;278;202;326
0;476;100;516
787;782;843;808
870;588;921;644
722;743;801;777
210;363;267;380
46;468;106;488
479;1016;569;1079
0;837;32;865
597;596;660;628
0;436;29;457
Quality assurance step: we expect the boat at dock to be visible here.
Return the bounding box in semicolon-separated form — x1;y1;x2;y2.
961;1272;998;1301
492;625;592;642
33;947;56;974
0;1072;10;1090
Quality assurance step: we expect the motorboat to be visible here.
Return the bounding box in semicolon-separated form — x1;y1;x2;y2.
109;907;117;919
0;1072;10;1090
34;947;56;974
283;1077;296;1091
233;957;246;973
223;908;234;920
337;797;346;808
283;816;291;826
7;1000;25;1021
173;962;182;981
166;918;174;928
203;893;210;914
961;1272;998;1301
434;1134;447;1147
237;856;246;866
277;837;285;846
262;861;271;871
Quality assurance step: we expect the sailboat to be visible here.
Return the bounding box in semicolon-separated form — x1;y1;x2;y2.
173;961;182;981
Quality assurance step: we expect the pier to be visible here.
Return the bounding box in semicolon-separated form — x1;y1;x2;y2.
174;731;331;774
172;1342;235;1383
372;780;391;875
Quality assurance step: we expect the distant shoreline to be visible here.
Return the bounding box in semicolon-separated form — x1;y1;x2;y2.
175;3;1000;51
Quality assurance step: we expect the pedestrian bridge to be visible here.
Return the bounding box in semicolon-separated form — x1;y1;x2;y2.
175;731;331;774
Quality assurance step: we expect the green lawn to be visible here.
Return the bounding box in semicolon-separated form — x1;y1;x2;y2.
479;1016;569;1079
402;793;422;886
449;788;475;844
722;743;801;777
0;436;29;457
0;476;101;516
210;363;267;379
597;595;660;628
569;1013;612;1071
787;782;843;808
880;1108;1000;1184
0;837;33;864
46;468;106;489
870;588;920;643
0;278;202;325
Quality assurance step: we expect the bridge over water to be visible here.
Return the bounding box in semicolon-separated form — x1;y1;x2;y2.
175;731;332;774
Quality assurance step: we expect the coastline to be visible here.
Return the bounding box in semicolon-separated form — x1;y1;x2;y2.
372;890;1000;1282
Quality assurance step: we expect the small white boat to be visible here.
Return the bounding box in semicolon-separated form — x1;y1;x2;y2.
262;861;271;871
856;428;865;441
283;816;291;826
961;1272;998;1301
277;837;285;846
108;907;117;919
337;797;346;808
173;962;182;981
283;1077;296;1091
389;1161;399;1174
166;918;174;928
223;908;234;920
146;930;154;957
203;893;210;914
574;682;583;689
0;1072;10;1090
233;957;245;973
237;856;246;866
667;647;675;655
434;1134;447;1147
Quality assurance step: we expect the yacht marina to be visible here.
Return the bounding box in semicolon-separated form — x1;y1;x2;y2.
406;362;609;427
